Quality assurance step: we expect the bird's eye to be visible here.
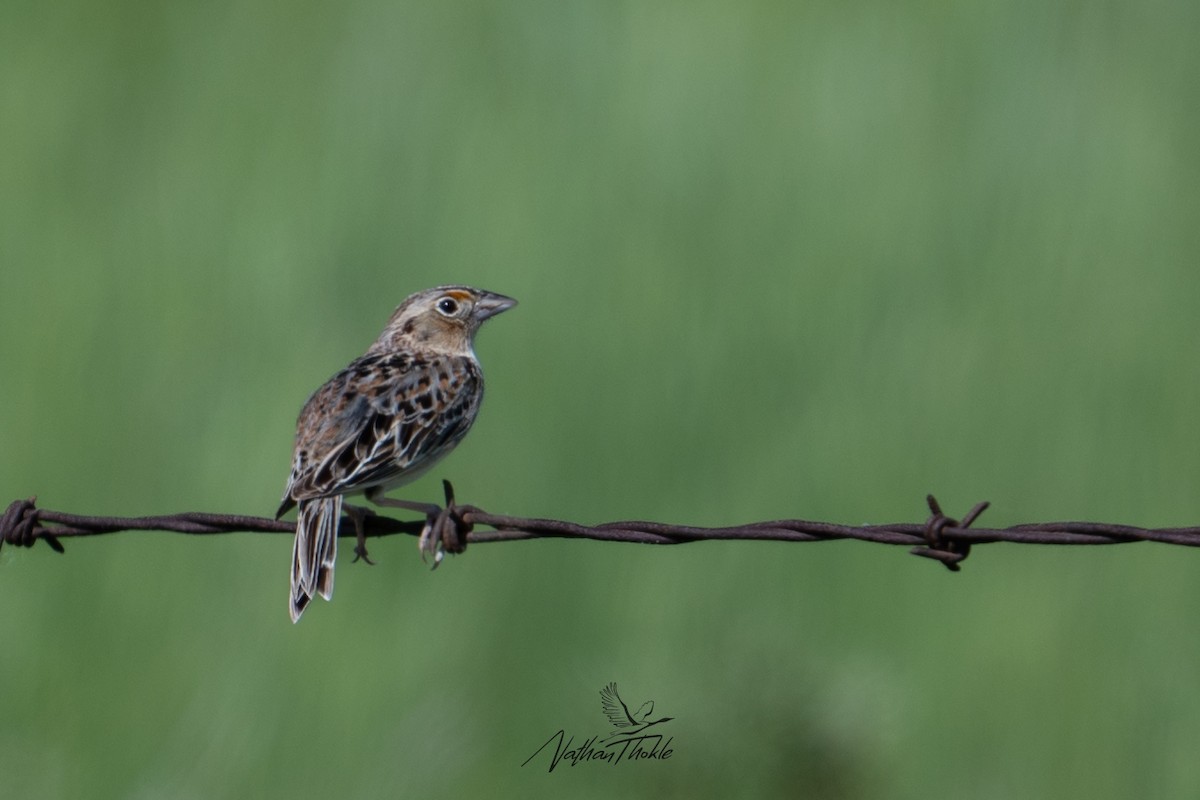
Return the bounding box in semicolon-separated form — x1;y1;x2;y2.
436;297;460;316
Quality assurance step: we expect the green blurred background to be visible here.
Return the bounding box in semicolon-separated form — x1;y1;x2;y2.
3;1;1200;797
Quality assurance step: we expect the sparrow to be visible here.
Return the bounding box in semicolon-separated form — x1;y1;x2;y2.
277;285;516;622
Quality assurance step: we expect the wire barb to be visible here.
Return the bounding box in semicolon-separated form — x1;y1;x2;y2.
437;478;474;555
5;487;1200;570
1;497;63;553
910;495;989;571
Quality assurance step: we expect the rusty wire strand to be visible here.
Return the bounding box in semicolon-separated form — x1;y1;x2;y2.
4;486;1200;572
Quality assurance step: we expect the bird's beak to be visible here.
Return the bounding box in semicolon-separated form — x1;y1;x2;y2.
473;291;518;321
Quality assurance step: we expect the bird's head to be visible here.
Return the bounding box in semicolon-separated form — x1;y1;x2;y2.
372;285;517;356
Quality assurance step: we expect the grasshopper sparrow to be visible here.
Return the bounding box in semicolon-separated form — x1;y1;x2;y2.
277;285;516;622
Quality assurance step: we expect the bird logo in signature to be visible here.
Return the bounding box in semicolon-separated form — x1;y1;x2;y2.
600;682;673;741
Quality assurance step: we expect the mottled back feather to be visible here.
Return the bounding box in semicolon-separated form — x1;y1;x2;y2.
277;352;482;515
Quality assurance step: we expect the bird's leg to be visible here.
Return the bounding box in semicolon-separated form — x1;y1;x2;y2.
366;495;441;515
365;488;445;566
365;482;472;568
342;503;377;564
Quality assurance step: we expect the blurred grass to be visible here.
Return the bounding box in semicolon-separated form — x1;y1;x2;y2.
3;0;1200;797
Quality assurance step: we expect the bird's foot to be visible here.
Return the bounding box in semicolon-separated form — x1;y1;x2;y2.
367;481;473;569
418;480;473;569
343;504;377;564
417;517;445;567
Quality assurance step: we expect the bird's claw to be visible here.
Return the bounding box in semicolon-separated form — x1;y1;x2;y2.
344;504;378;566
417;482;472;569
418;511;454;569
418;516;443;568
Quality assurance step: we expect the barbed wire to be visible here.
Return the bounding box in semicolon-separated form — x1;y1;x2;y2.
5;482;1200;571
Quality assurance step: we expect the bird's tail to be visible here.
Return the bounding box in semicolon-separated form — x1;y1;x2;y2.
290;495;341;623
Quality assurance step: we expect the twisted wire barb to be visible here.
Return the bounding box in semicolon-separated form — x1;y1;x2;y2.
4;486;1200;571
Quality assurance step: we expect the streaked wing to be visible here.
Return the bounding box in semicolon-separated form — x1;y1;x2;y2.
280;351;480;507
